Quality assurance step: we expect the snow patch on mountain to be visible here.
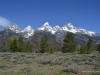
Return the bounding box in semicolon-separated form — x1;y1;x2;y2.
53;25;62;31
62;23;79;33
38;22;56;34
8;23;21;33
22;25;34;37
7;22;99;38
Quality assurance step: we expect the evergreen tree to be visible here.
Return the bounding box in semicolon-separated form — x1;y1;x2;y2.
78;45;86;54
97;44;100;53
86;38;94;54
40;34;49;53
7;35;18;52
49;47;54;54
62;33;76;53
0;36;6;52
24;40;32;52
17;36;24;52
57;46;61;52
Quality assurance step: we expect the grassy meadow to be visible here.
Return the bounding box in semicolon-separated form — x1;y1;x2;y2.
0;52;100;75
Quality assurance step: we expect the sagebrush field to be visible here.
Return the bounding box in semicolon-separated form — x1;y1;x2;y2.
0;52;100;75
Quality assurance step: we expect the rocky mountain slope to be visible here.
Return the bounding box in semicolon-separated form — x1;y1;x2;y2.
0;22;100;44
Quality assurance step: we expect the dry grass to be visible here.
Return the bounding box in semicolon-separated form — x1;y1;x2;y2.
0;52;100;75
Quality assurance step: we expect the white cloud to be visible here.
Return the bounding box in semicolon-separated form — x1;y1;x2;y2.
0;16;11;27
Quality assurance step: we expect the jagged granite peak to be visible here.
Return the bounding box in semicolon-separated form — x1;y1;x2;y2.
3;22;100;38
1;22;100;44
38;22;55;34
22;25;34;38
5;24;34;38
53;25;62;31
22;25;33;31
62;23;78;33
38;22;99;36
39;22;51;30
77;27;96;36
66;23;75;29
61;23;97;36
42;22;50;27
8;23;21;33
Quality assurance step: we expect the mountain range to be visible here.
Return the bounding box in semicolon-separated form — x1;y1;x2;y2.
0;22;100;44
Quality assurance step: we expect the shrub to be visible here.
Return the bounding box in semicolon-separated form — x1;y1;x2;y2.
72;58;82;62
85;61;94;65
50;59;62;66
94;63;100;69
13;56;19;60
38;56;52;64
24;58;32;64
12;59;19;64
0;65;7;68
77;62;84;65
92;72;100;75
55;71;71;75
63;66;79;74
63;62;71;67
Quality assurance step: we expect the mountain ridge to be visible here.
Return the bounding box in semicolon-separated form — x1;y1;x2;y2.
0;22;100;44
6;22;99;38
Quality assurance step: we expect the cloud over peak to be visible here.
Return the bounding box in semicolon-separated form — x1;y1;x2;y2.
0;16;11;27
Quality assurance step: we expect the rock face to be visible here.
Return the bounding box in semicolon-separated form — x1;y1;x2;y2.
1;22;100;44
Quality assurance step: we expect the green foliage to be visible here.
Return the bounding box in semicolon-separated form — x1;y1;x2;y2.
40;34;49;53
57;45;61;52
97;44;100;53
24;40;32;52
78;45;87;54
0;36;6;52
92;72;100;75
6;35;32;52
6;35;18;52
49;47;54;54
62;33;76;53
17;36;24;52
55;71;71;75
86;38;94;54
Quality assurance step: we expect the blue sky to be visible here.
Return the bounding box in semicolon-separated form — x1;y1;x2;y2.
0;0;100;33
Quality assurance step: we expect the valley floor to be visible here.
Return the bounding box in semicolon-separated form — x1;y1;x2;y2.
0;52;100;75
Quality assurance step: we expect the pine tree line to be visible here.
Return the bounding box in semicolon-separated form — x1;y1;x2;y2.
61;33;99;54
1;32;100;53
6;35;32;52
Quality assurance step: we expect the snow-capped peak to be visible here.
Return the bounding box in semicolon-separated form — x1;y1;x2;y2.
66;23;75;29
62;23;78;33
67;23;74;26
8;23;21;33
42;22;49;27
61;23;97;36
38;22;61;34
53;25;62;31
6;22;99;38
23;25;33;31
38;22;52;31
78;28;96;36
22;25;34;38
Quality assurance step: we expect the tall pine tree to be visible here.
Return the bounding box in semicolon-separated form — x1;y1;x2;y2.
78;45;86;54
86;38;94;54
24;40;32;52
40;34;49;53
62;33;76;53
97;44;100;53
17;36;24;52
7;35;18;52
